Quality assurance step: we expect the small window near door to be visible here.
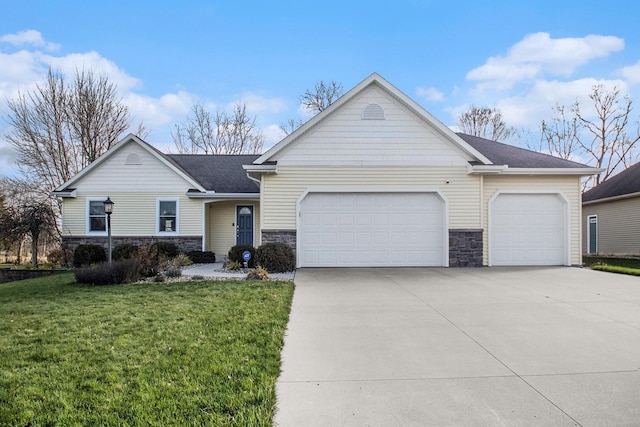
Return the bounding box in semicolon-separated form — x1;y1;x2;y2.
587;215;598;254
158;199;178;233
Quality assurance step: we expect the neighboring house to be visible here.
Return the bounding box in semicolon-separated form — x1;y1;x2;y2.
582;162;640;256
53;73;600;267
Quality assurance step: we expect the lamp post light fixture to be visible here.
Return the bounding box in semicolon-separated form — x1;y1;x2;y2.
103;196;114;263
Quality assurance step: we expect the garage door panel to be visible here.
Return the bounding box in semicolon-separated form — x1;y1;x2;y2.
300;192;445;267
490;194;566;266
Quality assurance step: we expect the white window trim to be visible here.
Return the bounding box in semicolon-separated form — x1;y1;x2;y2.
156;198;180;236
86;198;108;236
587;215;598;254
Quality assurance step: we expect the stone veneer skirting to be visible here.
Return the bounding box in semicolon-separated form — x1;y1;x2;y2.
263;228;483;267
449;229;483;267
62;236;203;254
261;229;297;254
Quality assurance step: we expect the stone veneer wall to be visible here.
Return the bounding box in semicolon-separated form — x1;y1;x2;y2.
63;236;203;254
261;229;297;254
449;229;483;267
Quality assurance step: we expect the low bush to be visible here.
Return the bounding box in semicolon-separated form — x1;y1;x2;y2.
225;260;243;271
185;251;216;263
112;243;138;261
73;244;106;268
134;245;168;277
74;259;141;285
228;244;256;268
163;254;193;278
47;248;72;266
256;242;295;273
150;242;179;258
246;266;270;281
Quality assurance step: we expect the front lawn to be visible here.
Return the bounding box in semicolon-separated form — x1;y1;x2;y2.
0;273;294;426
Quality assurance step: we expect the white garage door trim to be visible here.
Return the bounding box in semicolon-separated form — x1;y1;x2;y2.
488;191;570;266
296;189;449;268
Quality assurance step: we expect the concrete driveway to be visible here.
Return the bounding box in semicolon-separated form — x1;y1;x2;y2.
274;267;640;426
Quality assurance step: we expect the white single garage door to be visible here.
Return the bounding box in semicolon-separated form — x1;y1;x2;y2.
299;192;446;267
490;193;567;266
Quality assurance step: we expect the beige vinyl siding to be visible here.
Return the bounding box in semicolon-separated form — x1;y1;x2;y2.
206;200;260;255
61;193;202;237
274;86;474;167
74;143;195;193
483;175;582;265
261;166;481;230
583;197;640;255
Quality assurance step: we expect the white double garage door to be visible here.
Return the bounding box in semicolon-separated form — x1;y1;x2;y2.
298;192;567;267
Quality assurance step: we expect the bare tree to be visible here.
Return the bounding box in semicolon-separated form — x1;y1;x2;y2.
457;106;517;142
576;85;640;185
280;80;344;136
5;68;131;196
537;85;640;187
173;101;264;154
17;203;56;266
300;80;344;114
536;104;581;160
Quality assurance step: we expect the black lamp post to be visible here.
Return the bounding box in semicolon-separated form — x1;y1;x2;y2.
103;197;114;263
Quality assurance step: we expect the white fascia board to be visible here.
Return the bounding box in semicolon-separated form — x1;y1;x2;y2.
468;164;603;176
467;164;508;174
186;192;260;200
50;189;77;198
243;164;277;173
582;191;640;206
497;167;603;176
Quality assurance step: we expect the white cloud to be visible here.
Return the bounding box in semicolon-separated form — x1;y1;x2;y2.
261;124;285;151
495;78;628;128
416;86;444;102
467;32;624;90
226;93;287;114
0;30;60;51
618;60;640;85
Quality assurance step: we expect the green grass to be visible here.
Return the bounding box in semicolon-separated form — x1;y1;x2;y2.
0;273;294;426
583;256;640;276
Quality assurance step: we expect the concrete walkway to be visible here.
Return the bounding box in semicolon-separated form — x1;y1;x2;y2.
275;267;640;426
182;262;295;280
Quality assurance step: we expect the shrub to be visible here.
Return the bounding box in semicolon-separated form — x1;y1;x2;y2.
133;244;168;277
73;244;106;268
75;259;141;285
112;243;138;261
150;242;179;258
246;266;270;281
47;248;72;266
255;242;295;273
163;254;192;278
185;251;216;263
228;245;256;268
225;260;243;271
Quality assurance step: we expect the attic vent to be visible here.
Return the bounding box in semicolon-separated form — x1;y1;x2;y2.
362;103;385;120
125;153;142;165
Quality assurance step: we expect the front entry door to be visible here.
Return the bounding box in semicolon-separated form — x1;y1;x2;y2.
236;206;254;245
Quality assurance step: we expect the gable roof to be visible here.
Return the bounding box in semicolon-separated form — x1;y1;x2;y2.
167;154;260;193
53;134;206;193
582;162;640;203
52;134;259;195
458;133;590;169
253;73;493;166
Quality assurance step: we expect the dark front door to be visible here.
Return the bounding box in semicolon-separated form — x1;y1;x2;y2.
236;206;254;245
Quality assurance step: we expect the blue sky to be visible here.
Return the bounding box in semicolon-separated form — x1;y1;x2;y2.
2;0;640;175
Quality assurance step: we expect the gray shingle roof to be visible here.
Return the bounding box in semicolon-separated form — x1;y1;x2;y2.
582;162;640;202
166;154;260;193
457;133;590;169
